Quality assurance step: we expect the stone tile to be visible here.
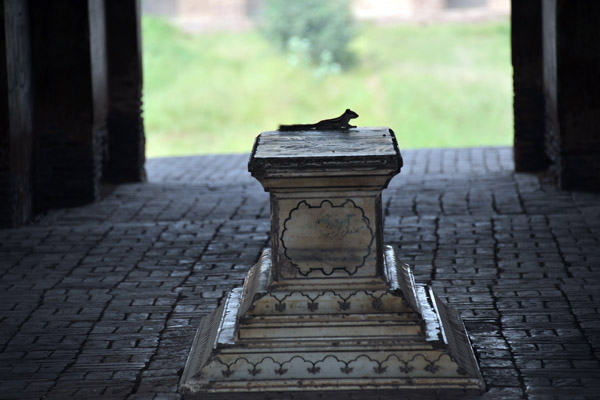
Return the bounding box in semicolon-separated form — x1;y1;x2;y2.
0;148;598;399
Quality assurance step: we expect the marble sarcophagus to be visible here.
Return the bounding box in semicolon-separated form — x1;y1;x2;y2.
180;127;484;398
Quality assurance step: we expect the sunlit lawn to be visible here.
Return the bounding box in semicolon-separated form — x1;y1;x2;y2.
142;17;512;157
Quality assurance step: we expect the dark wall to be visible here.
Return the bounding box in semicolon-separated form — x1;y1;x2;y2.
513;0;600;191
103;0;146;183
0;0;146;227
29;0;107;210
0;0;34;227
542;0;559;176
89;0;110;190
543;0;600;191
512;0;548;172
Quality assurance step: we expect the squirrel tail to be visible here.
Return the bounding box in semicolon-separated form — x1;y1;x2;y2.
278;124;314;131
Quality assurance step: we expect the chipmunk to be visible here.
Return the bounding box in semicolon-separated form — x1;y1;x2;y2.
278;109;358;131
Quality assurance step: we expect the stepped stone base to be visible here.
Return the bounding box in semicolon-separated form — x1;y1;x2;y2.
180;246;485;398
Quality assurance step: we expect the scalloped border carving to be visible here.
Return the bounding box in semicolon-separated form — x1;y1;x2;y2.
281;199;374;276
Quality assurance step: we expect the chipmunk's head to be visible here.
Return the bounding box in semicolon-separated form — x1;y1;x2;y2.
345;109;359;118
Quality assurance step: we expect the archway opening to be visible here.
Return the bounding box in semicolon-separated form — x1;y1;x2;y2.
141;0;512;158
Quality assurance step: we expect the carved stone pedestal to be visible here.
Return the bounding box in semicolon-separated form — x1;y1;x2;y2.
180;128;484;398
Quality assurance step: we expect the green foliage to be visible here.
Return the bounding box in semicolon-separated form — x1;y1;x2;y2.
142;17;513;157
260;0;356;71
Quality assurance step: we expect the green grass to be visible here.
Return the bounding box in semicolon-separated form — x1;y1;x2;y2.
142;17;512;157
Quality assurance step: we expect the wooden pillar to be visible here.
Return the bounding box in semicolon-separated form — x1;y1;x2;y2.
542;1;600;191
29;0;108;211
511;0;549;172
103;0;146;183
0;0;34;227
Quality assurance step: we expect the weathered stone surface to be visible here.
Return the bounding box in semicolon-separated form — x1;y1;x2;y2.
250;128;399;284
249;128;401;187
281;199;374;275
181;246;484;396
181;129;484;396
249;128;401;283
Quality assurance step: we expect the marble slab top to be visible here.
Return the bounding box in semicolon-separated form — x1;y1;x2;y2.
249;127;403;178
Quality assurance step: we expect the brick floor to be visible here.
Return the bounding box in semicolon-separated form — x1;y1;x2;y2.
1;147;599;400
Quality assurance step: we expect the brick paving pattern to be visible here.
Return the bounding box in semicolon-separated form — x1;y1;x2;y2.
1;147;599;399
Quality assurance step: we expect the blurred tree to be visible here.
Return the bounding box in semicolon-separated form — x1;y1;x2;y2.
261;0;356;71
